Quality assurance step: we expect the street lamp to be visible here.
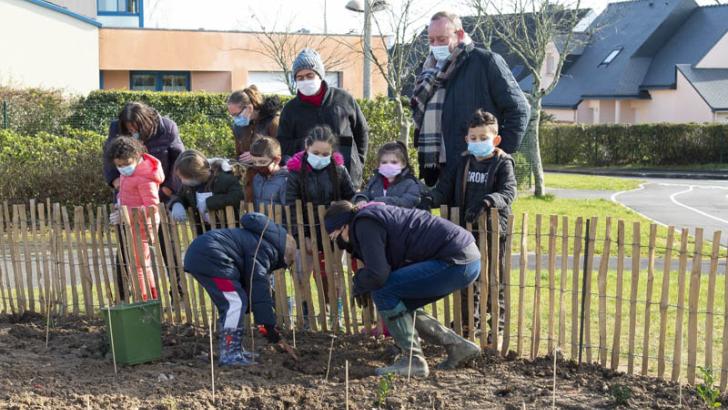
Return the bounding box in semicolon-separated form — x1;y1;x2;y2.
345;0;389;99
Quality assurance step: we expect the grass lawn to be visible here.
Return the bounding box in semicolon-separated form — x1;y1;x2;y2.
544;172;644;191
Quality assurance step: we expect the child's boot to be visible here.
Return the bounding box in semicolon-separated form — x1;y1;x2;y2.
219;328;255;366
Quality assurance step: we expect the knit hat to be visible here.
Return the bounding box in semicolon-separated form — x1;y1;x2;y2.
292;48;325;80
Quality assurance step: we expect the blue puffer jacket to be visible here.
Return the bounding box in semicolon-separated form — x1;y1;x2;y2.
252;167;289;210
183;213;288;326
352;168;424;208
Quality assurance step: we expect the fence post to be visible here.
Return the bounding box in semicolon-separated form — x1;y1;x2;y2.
578;218;590;365
2;99;8;129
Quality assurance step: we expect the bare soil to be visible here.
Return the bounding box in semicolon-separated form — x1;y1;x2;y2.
0;313;712;409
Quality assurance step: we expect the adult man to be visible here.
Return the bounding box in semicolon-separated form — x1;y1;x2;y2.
412;11;530;186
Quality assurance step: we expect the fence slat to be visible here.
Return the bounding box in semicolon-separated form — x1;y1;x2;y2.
19;206;36;313
558;216;569;349
479;214;489;349
488;208;500;350
705;230;721;372
570;217;583;360
285;205;305;330
53;204;68;314
627;222;641;374
583;217;597;364
531;214;542;359
158;206;184;324
29;200;46;315
10;206;27;313
170;213;198;326
687;228;704;384
87;206;105;312
547;215;557;354
721;240;728;390
294;201;317;332
464;221;475;343
144;207;172;323
501;215;514;357
517;213;527;356
657;226;675;379
672;229;690;382
38;203;52;317
182;208;209;329
73;207;93;317
598;217;612;367
440;206;451;329
611;220;626;370
0;207;14;314
641;224;657;375
317;205;339;333
306;202;328;333
61;206;80;314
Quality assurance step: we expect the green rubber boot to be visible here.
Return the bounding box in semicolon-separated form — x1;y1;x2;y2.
375;303;429;378
414;310;481;369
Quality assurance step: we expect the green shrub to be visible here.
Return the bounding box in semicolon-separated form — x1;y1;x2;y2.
0;86;73;136
540;123;728;166
177;117;235;158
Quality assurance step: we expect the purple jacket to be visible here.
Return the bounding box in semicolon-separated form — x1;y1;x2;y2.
103;115;184;203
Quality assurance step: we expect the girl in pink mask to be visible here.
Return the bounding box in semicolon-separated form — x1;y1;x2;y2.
353;142;426;209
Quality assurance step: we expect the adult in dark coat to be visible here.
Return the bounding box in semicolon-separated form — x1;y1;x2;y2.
324;202;482;377
102;102;185;300
412;11;530;186
277;48;369;188
184;213;298;365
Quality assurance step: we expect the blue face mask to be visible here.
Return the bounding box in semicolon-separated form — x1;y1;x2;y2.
307;153;331;170
430;45;451;62
117;162;137;177
233;114;250;127
468;140;495;158
131;132;141;140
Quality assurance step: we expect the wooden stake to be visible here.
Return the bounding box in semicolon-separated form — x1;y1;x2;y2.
627;222;641;374
0;207;15;314
87;206;105;311
558;216;568;350
531;214;542;359
657;226;675;379
209;316;215;405
672;229;689;382
19;205;36;312
517;213;528;356
345;360;349;410
10;206;27;313
720;236;728;390
641;224;657;375
686;228;703;385
598;217;612;367
29;200;46;315
489;208;500;350
450;208;463;337
441;206;451;328
325;335;335;382
478;214;489;350
295;200;317;331
583;217;597;364
501;215;514;357
408;310;417;382
547;215;557;354
73;207;93;316
611;220;626;370
317;205;339;333
705;230;721;372
306;202;328;332
61;206;80;314
570;217;583;360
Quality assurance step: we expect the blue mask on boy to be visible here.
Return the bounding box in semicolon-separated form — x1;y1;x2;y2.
307;153;331;170
468;140;494;157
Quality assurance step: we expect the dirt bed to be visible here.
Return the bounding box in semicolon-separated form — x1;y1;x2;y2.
0;313;711;409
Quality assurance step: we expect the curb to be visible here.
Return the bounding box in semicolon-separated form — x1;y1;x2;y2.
545;168;728;180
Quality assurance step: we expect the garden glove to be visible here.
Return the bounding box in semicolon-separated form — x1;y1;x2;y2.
108;210;120;225
170;203;187;222
465;200;491;225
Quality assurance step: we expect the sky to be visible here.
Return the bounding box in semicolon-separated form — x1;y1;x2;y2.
143;0;719;36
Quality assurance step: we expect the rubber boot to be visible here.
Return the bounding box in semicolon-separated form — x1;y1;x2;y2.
375;303;429;378
414;309;481;370
218;328;255;366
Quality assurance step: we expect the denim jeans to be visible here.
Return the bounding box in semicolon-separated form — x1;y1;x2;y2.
371;259;481;311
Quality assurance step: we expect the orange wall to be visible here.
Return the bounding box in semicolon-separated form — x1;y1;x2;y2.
99;28;388;98
103;70;130;89
191;72;231;92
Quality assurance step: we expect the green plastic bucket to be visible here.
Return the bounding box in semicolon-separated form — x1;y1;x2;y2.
101;300;162;365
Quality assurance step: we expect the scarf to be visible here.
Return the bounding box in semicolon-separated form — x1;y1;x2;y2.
411;35;474;169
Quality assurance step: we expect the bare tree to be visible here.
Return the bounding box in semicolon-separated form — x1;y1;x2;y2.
471;0;587;197
251;15;350;94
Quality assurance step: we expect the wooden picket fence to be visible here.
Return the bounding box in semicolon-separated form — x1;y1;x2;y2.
1;199;727;389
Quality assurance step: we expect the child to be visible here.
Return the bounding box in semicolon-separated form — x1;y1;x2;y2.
184;212;298;365
352;141;425;208
250;137;289;210
105;136;165;301
286;125;355;324
426;109;517;340
169;150;244;233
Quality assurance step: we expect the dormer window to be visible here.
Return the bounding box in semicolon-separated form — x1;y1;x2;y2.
600;48;622;66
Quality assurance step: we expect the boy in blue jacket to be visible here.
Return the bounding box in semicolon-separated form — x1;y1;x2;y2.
184;212;298;365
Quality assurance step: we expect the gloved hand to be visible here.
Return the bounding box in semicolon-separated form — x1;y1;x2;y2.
170;203;187;222
418;191;433;211
263;324;281;344
352;292;370;309
465;200;491;224
420;164;440;187
109;210;120;225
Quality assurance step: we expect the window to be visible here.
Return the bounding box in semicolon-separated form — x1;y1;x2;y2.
600;48;622;66
130;72;190;92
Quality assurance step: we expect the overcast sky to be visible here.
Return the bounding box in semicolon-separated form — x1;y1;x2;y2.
144;0;718;36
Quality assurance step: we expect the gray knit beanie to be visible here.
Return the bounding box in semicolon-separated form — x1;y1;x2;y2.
292;48;325;80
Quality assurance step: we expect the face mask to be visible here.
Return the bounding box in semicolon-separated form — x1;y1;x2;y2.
132;132;140;140
468;140;495;158
336;235;353;253
430;45;451;62
307;153;331;170
297;78;322;96
379;163;402;179
117;162;137;177
181;178;202;187
232;113;250;127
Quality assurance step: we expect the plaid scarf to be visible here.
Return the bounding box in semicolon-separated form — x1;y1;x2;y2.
411;36;474;169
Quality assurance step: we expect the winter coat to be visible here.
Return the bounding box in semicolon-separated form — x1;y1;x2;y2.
252;167;289;210
348;204;477;296
104;115;184;203
414;48;529;174
352;168;424;208
169;161;243;223
431;150;517;234
277;83;369;188
118;153;165;208
285;151;355;242
183;213;288;326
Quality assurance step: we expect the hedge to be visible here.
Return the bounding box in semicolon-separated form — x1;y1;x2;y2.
540;123;728;166
1;86;73;136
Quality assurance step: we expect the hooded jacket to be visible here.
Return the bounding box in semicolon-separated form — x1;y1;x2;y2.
253;167;289;210
352;167;424;208
118;153;165;208
169;159;243;220
183;212;288;326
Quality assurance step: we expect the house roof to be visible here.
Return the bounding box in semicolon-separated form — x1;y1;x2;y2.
22;0;101;27
543;0;700;109
677;64;728;111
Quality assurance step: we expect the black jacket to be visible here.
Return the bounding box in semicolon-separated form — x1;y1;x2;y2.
348;204;477;295
415;48;529;173
277;83;369;188
169;168;243;223
431;150;517;234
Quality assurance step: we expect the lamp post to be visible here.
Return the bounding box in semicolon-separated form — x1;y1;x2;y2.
345;0;388;99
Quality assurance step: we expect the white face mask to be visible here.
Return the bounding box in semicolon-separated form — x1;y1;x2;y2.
297;78;322;96
430;45;451;62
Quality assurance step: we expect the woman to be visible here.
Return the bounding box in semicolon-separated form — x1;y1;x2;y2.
227;86;282;201
277;48;368;188
324;201;482;377
102;101;185;300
